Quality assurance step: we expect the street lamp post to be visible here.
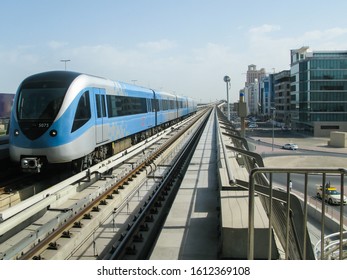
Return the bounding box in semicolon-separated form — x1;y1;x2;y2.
223;75;231;121
60;59;71;71
271;107;276;151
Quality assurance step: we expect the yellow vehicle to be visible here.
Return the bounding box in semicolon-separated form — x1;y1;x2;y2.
316;184;347;205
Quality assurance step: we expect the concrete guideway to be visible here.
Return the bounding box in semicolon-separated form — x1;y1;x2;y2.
150;107;278;260
150;107;220;259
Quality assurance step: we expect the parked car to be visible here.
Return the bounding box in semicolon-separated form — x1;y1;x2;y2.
282;143;298;150
248;123;258;128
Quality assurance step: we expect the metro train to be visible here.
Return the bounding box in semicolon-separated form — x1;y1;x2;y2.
9;71;197;173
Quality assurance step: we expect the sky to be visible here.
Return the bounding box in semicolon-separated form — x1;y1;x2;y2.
1;0;347;103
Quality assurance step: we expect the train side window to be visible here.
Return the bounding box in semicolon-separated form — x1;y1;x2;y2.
71;91;91;132
107;95;118;117
147;98;152;112
153;98;159;112
96;94;107;118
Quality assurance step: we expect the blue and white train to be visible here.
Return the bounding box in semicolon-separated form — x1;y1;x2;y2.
9;71;197;172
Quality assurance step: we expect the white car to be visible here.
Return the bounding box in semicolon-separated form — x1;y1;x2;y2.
248;123;258;128
282;143;298;150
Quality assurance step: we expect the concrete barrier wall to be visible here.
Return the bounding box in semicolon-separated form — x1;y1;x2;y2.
328;131;347;148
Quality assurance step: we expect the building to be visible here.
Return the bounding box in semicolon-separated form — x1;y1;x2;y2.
258;74;275;116
244;65;267;117
245;64;266;87
222;101;234;120
290;47;347;136
244;80;259;116
0;93;14;118
274;70;291;126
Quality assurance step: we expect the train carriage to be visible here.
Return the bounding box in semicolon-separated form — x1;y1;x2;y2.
104;82;156;143
9;71;196;172
187;97;197;115
154;91;178;126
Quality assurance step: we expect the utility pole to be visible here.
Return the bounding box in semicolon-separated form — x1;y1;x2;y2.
239;91;247;138
223;75;231;121
60;59;71;71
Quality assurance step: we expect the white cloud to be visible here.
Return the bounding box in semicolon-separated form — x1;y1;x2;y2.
245;25;347;76
302;28;347;41
48;40;69;49
249;24;281;34
298;28;347;49
2;26;347;102
138;39;177;52
0;46;43;92
0;41;228;102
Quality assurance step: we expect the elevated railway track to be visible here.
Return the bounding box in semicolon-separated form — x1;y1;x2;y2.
0;108;211;260
1;104;346;260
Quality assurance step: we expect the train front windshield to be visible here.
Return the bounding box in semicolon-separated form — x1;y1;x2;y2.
17;85;67;121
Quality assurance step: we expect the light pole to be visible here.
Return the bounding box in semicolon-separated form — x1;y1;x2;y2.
239;91;246;138
271;107;276;151
223;75;231;121
60;59;70;71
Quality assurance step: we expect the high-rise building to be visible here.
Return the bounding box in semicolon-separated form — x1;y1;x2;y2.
259;74;275;116
244;65;267;117
274;70;291;125
290;46;347;136
244;80;259;116
245;64;266;87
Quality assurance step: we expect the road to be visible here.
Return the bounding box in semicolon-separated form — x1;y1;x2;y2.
246;128;347;168
246;128;347;217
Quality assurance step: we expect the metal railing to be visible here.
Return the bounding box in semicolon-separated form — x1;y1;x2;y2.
314;230;347;259
248;167;346;260
216;107;347;260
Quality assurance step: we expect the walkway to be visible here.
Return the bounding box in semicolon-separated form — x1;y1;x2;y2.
150;109;219;259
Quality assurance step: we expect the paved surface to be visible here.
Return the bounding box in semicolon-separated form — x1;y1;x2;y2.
247;131;347;169
149;110;219;260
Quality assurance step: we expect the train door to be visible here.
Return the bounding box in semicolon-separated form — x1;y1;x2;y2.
95;89;109;144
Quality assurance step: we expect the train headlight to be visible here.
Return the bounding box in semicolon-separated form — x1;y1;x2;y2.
49;130;58;137
14;129;19;136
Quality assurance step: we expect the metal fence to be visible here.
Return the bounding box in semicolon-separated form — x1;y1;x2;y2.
249;167;346;260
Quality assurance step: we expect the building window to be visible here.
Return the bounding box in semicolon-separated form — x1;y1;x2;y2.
321;125;339;130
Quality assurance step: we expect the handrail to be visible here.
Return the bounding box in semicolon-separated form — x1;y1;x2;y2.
248;167;347;260
314;230;347;259
215;110;236;185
